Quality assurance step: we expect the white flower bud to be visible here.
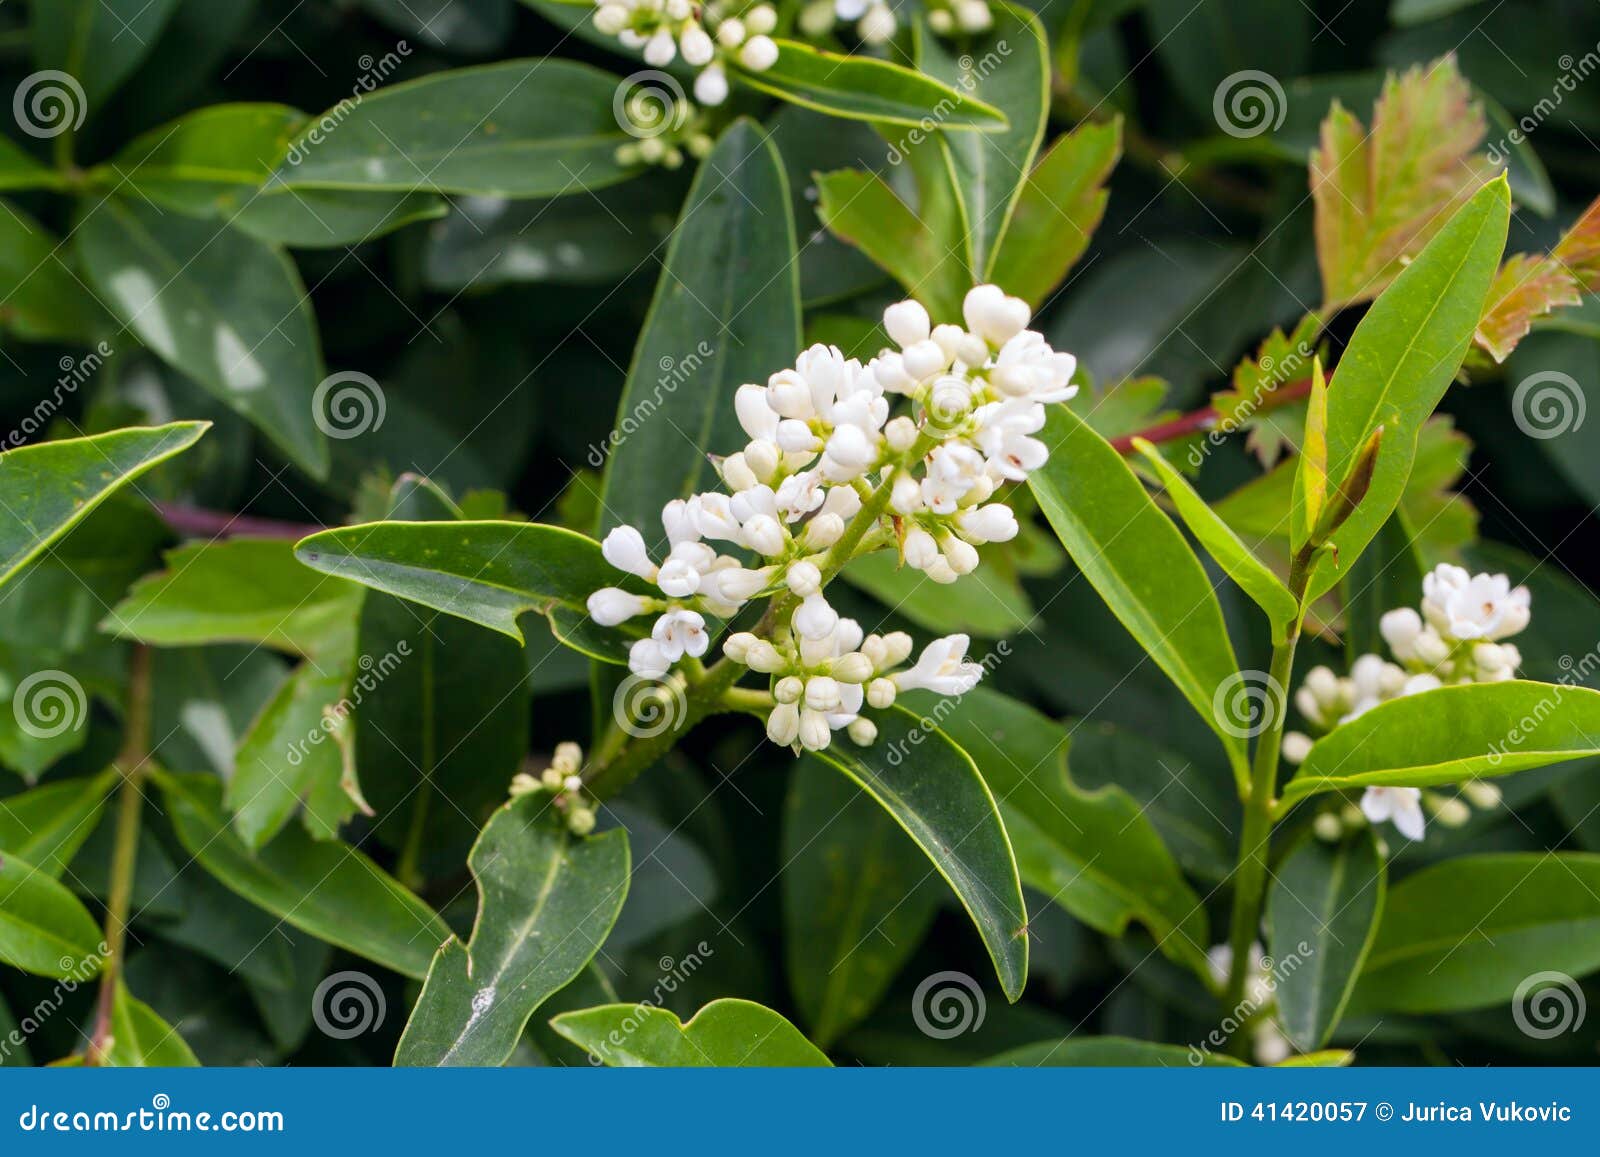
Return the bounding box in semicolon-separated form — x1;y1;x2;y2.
847;717;878;745
833;652;873;683
587;587;652;626
655;557;700;597
777;418;821;453
883;415;918;453
1473;642;1511;672
1463;780;1502;809
739;34;779;71
866;677;896;709
629;638;671;678
746;640;786;673
542;767;565;790
942;535;980;575
721;452;758;491
1414;627;1451;667
767;701;800;745
723;631;758;662
890;474;923;515
716;17;746;46
741;513;788;556
879;631;914;668
774;675;804;703
956;0;992;31
767;371;814;419
694;64;729;106
786;560;822;597
955;503;1017;544
553;741;583;774
955;332;990;368
925;558;959;584
643;27;677;65
745;438;780;481
1281;731;1313;765
1304;666;1340;704
883;299;931;348
705;565;770;604
745;4;778;33
563;774;584;794
680;25;714;65
798;709;832;751
793;592;839;640
1313;811;1344;842
568;806;597;836
594;4;629;34
962;284;1029;345
805;676;842;712
872;353;916;394
602;525;657;578
901;339;949;380
1379;607;1423;659
1429;794;1471;827
860;3;896;42
801;513;845;549
903;527;939;569
927;7;953;31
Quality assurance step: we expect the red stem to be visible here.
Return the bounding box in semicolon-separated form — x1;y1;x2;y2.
154;502;323;540
1108;376;1313;454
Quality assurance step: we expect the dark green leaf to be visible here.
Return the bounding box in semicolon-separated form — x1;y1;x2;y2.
33;0;182;108
551;998;831;1066
0;850;105;977
0;202;108;341
983;1036;1245;1065
0;770;117;876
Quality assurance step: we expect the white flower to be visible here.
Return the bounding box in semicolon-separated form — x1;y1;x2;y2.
694;64;729;107
798;708;832;750
587;587;652;626
594;4;628;34
847;716;878;745
942;535;979;575
1379;607;1424;660
629;638;671;679
643;26;677;65
786;560;822;597
955;0;992;31
739;34;778;69
602;525;657;579
745;4;777;33
735;384;779;441
973;398;1048;481
955;503;1018;544
1431;568;1530;641
801;513;844;549
774;471;827;522
702;563;770;604
652;609;708;661
1281;731;1313;765
922;443;985;513
903;526;939;569
1361;786;1425;841
767;701;800;745
679;25;714;65
716;17;746;46
793;592;839;641
991;331;1078;403
883;299;930;348
893;633;983;695
901;339;950;381
739;513;787;556
963;285;1031;347
656;556;701;598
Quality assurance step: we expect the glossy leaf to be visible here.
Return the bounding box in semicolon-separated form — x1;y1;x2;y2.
987;119;1120;307
109;538;361;658
783;760;941;1048
598;119;799;537
0;770;117;877
842;550;1033;638
551;998;831;1066
103;984;200;1067
0;202;109;341
75;197;330;478
33;0;182;108
733;41;1006;130
396;799;628;1066
814;169;965;323
294;520;638;659
813;706;1027;1000
983;1037;1245;1066
274;60;638;197
915;3;1049;274
1284;682;1600;801
1306;177;1509;600
1267;831;1385;1050
1030;403;1248;780
928;688;1212;979
0;423;207;589
1132;438;1298;639
1354;854;1600;1013
159;773;448;978
0;850;105;977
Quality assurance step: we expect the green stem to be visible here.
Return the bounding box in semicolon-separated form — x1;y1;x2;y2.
1221;550;1314;1050
86;646;153;1066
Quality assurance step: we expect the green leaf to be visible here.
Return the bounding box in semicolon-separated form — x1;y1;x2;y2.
1353;853;1600;1013
842;550;1033;638
109;538;361;658
986;119;1120;307
74;196;330;478
1305;177;1509;599
732;40;1007;130
1292;358;1330;551
159;773;448;978
982;1037;1245;1066
0;423;207;589
104;103;300;213
102;983;200;1067
33;0;182;108
1132;438;1298;640
294;520;637;660
395;797;629;1066
274;60;638;197
0;770;117;876
0;201;109;341
915;3;1049;275
0;140;58;193
0;850;105;977
551;998;831;1066
1030;403;1248;782
598;119;799;537
928;687;1213;979
813;169;966;323
811;706;1027;1001
1284;682;1600;801
1267;831;1385;1050
783;760;941;1048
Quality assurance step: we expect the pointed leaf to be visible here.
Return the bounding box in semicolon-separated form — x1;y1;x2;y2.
0;770;117;877
814;169;965;323
75;197;329;477
0;423;207;589
598;119;799;537
294;520;638;659
159;773;447;978
102;984;200;1067
1284;682;1600;801
0;201;110;341
812;706;1027;1001
0;850;105;977
1474;253;1580;363
1133;438;1298;638
33;0;182;108
733;41;1006;129
551;998;831;1066
1292;359;1329;551
1267;830;1385;1050
1030;402;1248;781
395;797;629;1066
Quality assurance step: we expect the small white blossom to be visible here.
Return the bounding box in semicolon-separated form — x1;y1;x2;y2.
893;634;984;695
1361;786;1425;841
588;587;652;626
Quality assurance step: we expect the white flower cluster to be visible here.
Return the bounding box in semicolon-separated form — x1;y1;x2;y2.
1205;943;1290;1065
1283;563;1530;842
594;0;779;107
510;742;597;834
822;0;991;42
585;284;1073;752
